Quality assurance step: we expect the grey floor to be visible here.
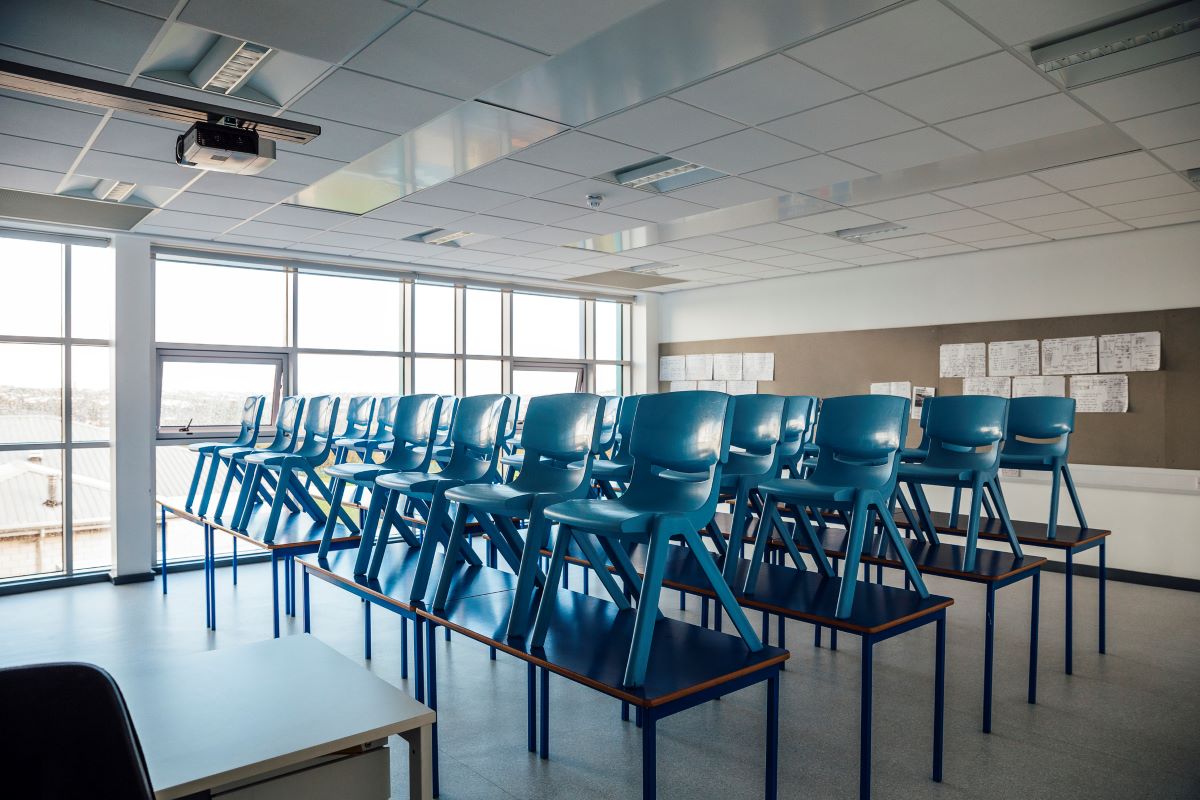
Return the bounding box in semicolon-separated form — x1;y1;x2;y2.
2;555;1198;799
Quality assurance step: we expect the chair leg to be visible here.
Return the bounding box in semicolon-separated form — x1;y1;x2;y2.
877;501;929;598
743;494;779;595
964;480;984;573
622;522;673;687
505;511;553;641
262;468;291;544
1062;464;1089;531
721;481;751;584
213;459;240;523
949;486;962;528
530;524;578;649
198;452;224;517
834;497;870;619
785;504;832;575
185;452;206;513
679;524;762;652
596;536;646;603
981;490;997;522
431;504;472;610
988;479;1023;559
406;491;453;600
318;478;347;558
367;492;404;578
231;463;260;531
909;483;941;545
894;487;922;540
571;532;633;611
352;488;387;574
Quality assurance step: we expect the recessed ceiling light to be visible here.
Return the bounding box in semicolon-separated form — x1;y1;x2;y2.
834;222;906;241
95;180;137;203
615;157;705;189
193;41;273;95
407;228;473;246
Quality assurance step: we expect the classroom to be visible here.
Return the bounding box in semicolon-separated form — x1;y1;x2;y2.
1;1;1198;798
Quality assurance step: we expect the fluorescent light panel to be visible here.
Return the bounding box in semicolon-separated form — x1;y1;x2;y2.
834;222;906;241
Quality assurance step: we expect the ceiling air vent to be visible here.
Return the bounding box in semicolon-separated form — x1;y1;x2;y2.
192;40;273;94
610;157;724;193
405;228;473;247
94;180;137;202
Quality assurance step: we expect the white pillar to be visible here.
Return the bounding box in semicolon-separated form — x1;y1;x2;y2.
631;293;660;394
109;235;156;581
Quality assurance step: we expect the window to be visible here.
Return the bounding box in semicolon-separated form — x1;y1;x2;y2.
465;288;501;355
155;260;288;346
595;301;624;361
297;273;401;351
465;359;502;394
157;353;285;434
513;293;582;358
413;283;455;354
414;357;455;395
595;363;623;397
0;235;114;582
513;364;585;420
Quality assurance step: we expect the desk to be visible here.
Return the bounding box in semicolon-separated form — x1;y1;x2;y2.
108;636;434;800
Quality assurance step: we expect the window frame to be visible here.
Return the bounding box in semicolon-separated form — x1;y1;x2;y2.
154;347;288;441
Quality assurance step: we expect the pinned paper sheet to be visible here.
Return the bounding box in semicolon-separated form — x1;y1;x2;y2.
669;380;697;392
742;352;774;381
870;380;912;399
698;380;726;392
1071;374;1128;412
988;340;1039;376
1013;376;1066;398
939;342;986;377
727;380;757;395
1099;331;1161;372
912;386;936;419
659;355;685;381
1042;336;1098;375
684;353;714;380
713;353;743;380
963;376;1012;398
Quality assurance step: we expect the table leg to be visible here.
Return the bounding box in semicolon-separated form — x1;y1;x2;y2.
232;538;238;586
208;525;216;631
424;620;440;799
934;615;945;782
364;600;373;660
701;597;709;629
1099;540;1107;655
642;708;657;800
302;569;311;633
1029;571;1040;705
527;663;536;753
1066;549;1074;676
271;551;280;639
766;674;779;800
414;616;425;704
762;610;770;645
983;585;995;733
401;616;408;679
400;723;433;800
539;666;549;760
160;506;167;595
202;522;210;628
861;636;874;800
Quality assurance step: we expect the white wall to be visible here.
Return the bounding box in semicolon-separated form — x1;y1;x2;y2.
660;223;1200;581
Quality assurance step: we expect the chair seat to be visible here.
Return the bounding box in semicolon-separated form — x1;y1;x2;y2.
500;452;525;468
188;440;236;453
243;450;291;466
375;469;456;495
543;498;655;535
325;462;395;483
334;436;378;449
591;458;632;481
222;446;259;461
898;463;973;484
801;443;819;457
900;447;928;462
757;477;855;505
445;482;536;514
999;453;1055;469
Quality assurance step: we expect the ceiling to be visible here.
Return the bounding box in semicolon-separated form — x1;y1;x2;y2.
1;0;1198;293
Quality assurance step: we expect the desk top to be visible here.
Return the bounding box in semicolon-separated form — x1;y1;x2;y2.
212;506;360;551
107;636;433;800
891;510;1110;549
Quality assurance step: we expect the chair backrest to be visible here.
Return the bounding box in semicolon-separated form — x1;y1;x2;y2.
1002;397;1075;460
621;391;734;526
913;394;935;451
513;393;604;494
383;394;443;471
922;395;1008;474
0;662;155;799
372;395;401;441
231;395;266;447
725;394;786;480
264;395;305;452
294;395;340;461
503;394;521;443
804;397;820;445
809;395;909;492
441;394;510;481
776;395;817;463
340;395;376;439
597;395;622;452
434;396;459;446
607;394;643;465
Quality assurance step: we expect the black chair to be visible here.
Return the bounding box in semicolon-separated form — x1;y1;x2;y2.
0;662;155;799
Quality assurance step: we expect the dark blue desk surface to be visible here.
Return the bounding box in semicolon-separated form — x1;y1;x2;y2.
891;510;1110;549
211;506;361;551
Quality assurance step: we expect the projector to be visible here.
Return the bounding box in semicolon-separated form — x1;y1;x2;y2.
176;120;276;175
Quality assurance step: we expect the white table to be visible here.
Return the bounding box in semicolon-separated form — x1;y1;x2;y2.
108;635;434;800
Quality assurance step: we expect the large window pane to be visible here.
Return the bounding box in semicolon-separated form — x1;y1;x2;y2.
156;261;288;346
0;343;63;443
297;353;402;424
513;294;581;358
465;288;501;355
71;245;115;340
156;445;236;562
159;360;280;428
413;283;454;354
512;366;583;420
297;273;401;351
0;447;64;579
596;301;623;361
71;346;111;441
595;364;622;397
465;359;501;394
414;357;455;395
71;445;112;571
0;237;61;337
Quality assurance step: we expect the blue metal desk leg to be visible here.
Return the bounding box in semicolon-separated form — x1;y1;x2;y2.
424;620;440;799
232;538;237;586
1099;540;1106;655
364;601;372;660
1029;571;1040;704
401;617;408;679
539;666;549;760
271;551;280;639
207;525;216;630
160;506;167;595
527;663;536;753
861;636;874;800
202;522;210;628
302;569;311;633
766;674;779;800
414;616;425;704
642;707;657;800
1065;549;1074;675
983;585;995;733
934;615;945;782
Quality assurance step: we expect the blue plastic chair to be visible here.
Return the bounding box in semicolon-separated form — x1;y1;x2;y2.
336;395;399;464
775;395;817;479
533;391;763;688
447;395;519;467
322;395;443;559
799;398;821;467
999;397;1087;540
184;395;264;516
748;395;929;618
361;394;511;604
589;394;642;498
331;396;377;465
215;396;304;525
898;395;1021;572
432;393;605;639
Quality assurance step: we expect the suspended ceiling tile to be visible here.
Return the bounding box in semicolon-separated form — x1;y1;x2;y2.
406;182;522;213
1019;208;1118;232
349;12;545;100
0;0;164;73
1116;104;1200;149
847;253;913;266
761;95;922;153
526;262;599;278
179;0;406;63
965;233;1049;249
935;175;1057;206
303;230;392;250
515;227;595;247
0;164;67;193
254;205;355;229
724;222;810;244
492;254;561;271
455;215;541;237
0;95;101;147
872;233;956;252
535;179;650;210
556;210;642;235
664;176;784;207
329;216;427;239
672;55;854;126
290;69;458;136
944;0;1150;46
788;208;881;234
165;192;272;219
852;193;961;219
788;0;998;91
674;129;815;176
264;151;346;185
898;208;995;232
937;94;1103;151
667;253;738;270
486;197;581;225
522;244;598;263
755;252;840;269
872;53;1055;124
831;127;976;174
1128;209;1200;228
509;132;654;177
808;243;887;259
1070;173;1195;206
106;0;178;17
366;200;471;227
76;150;195;189
718;243;791;261
1071;57;1200;122
671;234;753;253
1101;192;1200;220
906;243;976;258
188;172;307;204
432;247;505;265
215;233;298;248
91;118;185;162
134;224;214;240
771;234;843;252
617;195;711;224
1033;151;1168;191
426;0;659;55
0;133;79;172
143;209;237;233
583;98;743;154
744;155;874;193
941;221;1028;243
275;115;396;163
977;192;1088;221
456;159;579;196
226;219;314;241
615;243;693;263
1152;140;1200;171
1044;220;1134;239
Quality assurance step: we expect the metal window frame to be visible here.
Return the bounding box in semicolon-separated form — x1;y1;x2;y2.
154;347;288;441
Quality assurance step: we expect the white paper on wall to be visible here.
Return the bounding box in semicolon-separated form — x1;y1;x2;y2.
911;386;936;419
669;380;697;392
1099;331;1161;372
963;376;1012;398
1042;336;1098;375
1071;374;1128;412
684;353;714;380
1012;376;1066;398
713;353;743;380
988;339;1040;376
698;380;726;392
742;352;774;381
727;380;757;395
870;380;912;399
939;342;986;377
659;355;685;381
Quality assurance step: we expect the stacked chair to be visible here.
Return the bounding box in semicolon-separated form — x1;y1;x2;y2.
183;395;264;516
335;395;400;466
329;395;377;466
998;397;1088;539
589;394;642;498
215;395;304;525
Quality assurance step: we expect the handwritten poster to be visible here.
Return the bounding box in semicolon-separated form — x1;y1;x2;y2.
870;380;912;399
742;353;774;381
1012;376;1066;398
713;353;743;380
698;380;726;392
684;353;714;381
669;380;697;392
1042;336;1098;375
727;380;757;395
988;339;1040;376
1099;331;1161;372
659;355;684;381
912;386;936;419
1071;374;1128;412
939;342;986;377
963;376;1012;398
